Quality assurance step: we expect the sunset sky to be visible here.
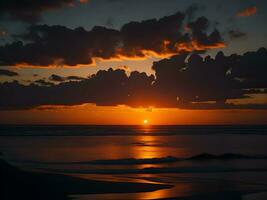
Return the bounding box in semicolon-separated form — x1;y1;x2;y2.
0;0;267;124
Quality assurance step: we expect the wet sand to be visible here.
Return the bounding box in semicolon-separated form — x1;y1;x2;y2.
0;158;172;200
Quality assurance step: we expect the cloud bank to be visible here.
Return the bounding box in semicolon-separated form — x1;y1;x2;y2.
0;48;266;110
0;12;224;67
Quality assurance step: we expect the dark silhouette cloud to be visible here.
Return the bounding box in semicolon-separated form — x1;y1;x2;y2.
0;12;224;67
120;12;186;56
230;47;267;89
49;74;86;82
0;69;154;109
152;51;243;107
0;48;266;110
187;17;224;49
153;47;267;104
0;69;18;76
66;76;86;81
0;0;88;23
49;74;65;82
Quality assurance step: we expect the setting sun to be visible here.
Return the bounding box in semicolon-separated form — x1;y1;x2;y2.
143;119;149;124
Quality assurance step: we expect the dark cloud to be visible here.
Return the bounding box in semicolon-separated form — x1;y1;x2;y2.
0;48;266;110
0;69;18;76
0;12;224;67
49;74;86;82
49;74;65;82
0;0;88;23
66;76;87;81
228;30;246;39
120;12;186;56
152;47;267;108
230;47;267;89
0;69;154;109
152;51;243;106
187;17;224;49
0;26;94;66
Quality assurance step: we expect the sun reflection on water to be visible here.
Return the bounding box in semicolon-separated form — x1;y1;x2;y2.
134;135;160;159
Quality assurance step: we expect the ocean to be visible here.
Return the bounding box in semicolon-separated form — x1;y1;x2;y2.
1;125;267;199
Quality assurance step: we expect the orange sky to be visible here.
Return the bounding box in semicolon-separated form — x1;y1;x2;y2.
1;104;266;125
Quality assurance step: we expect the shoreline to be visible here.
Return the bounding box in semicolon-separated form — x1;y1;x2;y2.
0;158;172;200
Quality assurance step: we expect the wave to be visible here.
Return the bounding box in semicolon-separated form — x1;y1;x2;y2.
70;156;180;165
45;166;267;175
187;153;267;161
21;153;267;166
65;153;267;165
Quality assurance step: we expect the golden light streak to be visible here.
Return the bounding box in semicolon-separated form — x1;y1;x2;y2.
175;40;225;52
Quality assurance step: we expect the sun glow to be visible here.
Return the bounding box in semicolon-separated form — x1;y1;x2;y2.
143;119;149;125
